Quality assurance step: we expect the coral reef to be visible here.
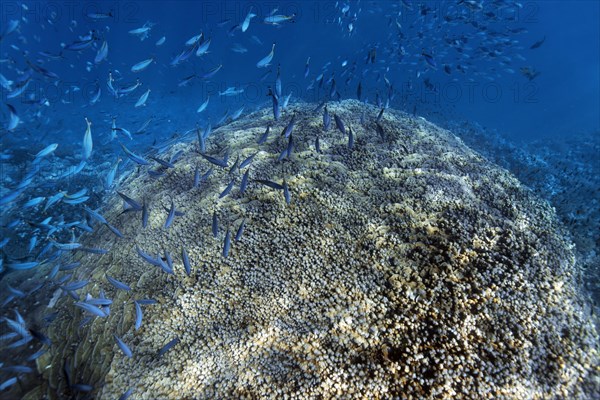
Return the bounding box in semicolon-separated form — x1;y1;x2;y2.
32;101;599;399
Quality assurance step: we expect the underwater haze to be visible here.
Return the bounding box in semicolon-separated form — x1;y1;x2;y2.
1;0;599;399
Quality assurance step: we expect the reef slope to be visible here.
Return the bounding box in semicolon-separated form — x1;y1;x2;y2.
35;100;598;399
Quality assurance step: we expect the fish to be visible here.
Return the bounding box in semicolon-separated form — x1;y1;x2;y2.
223;229;231;257
239;153;257;169
164;199;176;228
131;57;154;73
129;21;154;41
87;10;113;19
257;43;276;68
231;43;248;53
7;261;39;270
135;89;150;107
158;337;179;357
257;126;270;144
142;200;149;228
134;301;143;330
334;114;346;135
114;335;133;358
240;170;250;194
54;242;82;251
201;64;222;79
106;158;121;189
23;197;45;208
74;302;107;317
0;378;17;391
267;87;280;120
281;113;297;138
264;14;296;25
422;51;437;69
182;246;191;276
219;179;235;199
254;179;284;190
136;246;163;267
231;106;244;120
186;33;203;46
357;81;362;100
323;107;331;131
275;64;282;98
6;104;19;131
196;37;211;56
235;219;246;241
348;125;354;150
219;87;244;96
120;142;150;165
94;41;108;64
82;118;93;160
211;211;220;238
149;156;174;168
105;223;123;238
200;153;228;168
304;57;310;78
286;134;294;158
106;275;131;291
34;143;58;159
530;36;546;49
156;36;166;46
283;180;291;204
63;38;94;51
375;123;385;141
242;8;257;32
118;191;143;211
0;73;13;90
197;96;209;113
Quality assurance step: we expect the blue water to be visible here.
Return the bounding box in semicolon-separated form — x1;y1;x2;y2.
0;0;599;397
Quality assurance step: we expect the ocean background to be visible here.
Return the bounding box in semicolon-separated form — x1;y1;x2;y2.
0;0;599;397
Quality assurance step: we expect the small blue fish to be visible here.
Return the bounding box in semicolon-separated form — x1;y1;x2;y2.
212;211;218;237
200;153;228;168
120;142;150;165
105;223;123;238
239;152;257;169
158;337;179;357
283;180;291;205
136;299;157;305
257;43;275;68
334;114;346;135
7;261;39;270
23;196;45;208
235;219;246;241
0;377;17;391
84;206;107;224
164;199;176;229
348;125;354;150
219;179;235;199
134;301;143;330
119;388;134;400
223;229;231;258
136;246;162;267
323;107;331;131
240;170;249;194
114;334;132;358
142;200;149;228
74;302;107;317
118;191;143;211
182;246;191;276
79;247;109;254
254;179;284;190
86;298;112;306
60;280;89;292
106;275;132;291
257;126;270;144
